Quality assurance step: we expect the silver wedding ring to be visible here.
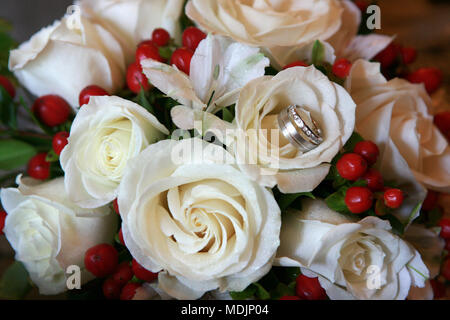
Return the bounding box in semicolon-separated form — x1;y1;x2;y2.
277;105;324;153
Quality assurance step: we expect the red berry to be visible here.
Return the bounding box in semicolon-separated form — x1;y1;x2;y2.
441;258;450;281
52;131;69;155
118;228;125;246
102;278;122;300
131;259;158;282
345;187;374;214
354;140;379;165
126;62;151;94
152;28;171;47
295;275;327;300
406;68;443;94
0;75;15;98
354;0;369;13
32;95;71;127
136;42;164;66
336;153;368;181
400;47;417;65
27;153;50;180
362;168;384;191
84;244;118;278
434;111;450;138
280;295;301;300
112;262;134;286
374;43;399;69
79;85;109;106
430;279;446;299
170;48;194;75
422;190;439;211
120;282;141;300
182;27;206;52
439;218;450;239
0;210;6;235
113;199;119;215
283;61;308;70
383;188;404;209
332;58;352;78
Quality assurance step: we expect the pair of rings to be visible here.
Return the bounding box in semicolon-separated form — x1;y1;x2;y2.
277;105;324;153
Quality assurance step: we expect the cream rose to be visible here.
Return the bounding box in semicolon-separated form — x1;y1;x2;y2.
117;138;281;299
186;0;343;48
186;0;392;69
79;0;185;61
8;10;126;108
60;95;169;208
0;177;117;295
345;60;450;195
233;66;355;194
276;199;429;300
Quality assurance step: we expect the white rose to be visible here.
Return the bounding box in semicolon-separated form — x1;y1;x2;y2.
79;0;185;61
60;95;169;208
8;11;126;108
0;177;117;295
233;66;355;194
118;138;281;299
275;199;429;300
345;60;450;196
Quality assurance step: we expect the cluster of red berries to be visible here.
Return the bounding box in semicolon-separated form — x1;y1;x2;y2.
282;57;352;79
26;84;111;181
336;140;404;214
375;42;443;94
126;27;206;94
280;274;327;300
84;243;158;300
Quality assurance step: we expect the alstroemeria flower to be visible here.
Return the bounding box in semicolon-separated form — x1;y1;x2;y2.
141;34;270;130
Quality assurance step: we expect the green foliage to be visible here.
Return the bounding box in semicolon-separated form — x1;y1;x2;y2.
0;261;32;300
0;19;16;77
230;267;300;300
0;139;37;170
274;188;315;211
0;86;17;129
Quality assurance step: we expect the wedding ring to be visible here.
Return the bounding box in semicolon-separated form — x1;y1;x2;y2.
277;105;324;153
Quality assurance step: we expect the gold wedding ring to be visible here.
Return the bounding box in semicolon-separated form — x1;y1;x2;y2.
277;105;324;153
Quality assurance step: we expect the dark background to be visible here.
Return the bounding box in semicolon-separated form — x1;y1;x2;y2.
0;0;449;299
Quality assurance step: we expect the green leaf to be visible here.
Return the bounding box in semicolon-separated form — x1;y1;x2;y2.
222;106;234;123
0;261;32;300
271;283;295;300
253;283;271;300
325;186;351;214
230;284;257;300
158;46;173;60
343;132;365;153
45;149;59;162
0;85;17;129
385;214;405;235
311;40;325;66
276;192;315;211
137;89;155;114
0;139;37;170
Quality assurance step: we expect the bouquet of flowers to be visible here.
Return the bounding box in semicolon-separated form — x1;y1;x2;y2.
0;0;449;301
